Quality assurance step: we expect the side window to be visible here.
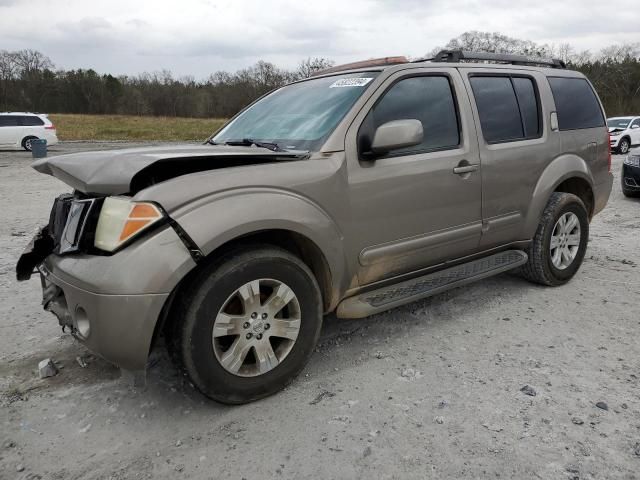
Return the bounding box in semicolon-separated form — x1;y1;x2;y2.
631;119;640;128
547;77;605;130
469;75;541;143
20;116;44;126
359;75;460;157
512;78;540;138
0;116;20;127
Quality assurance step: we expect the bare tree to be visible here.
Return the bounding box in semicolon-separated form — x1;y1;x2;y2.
295;57;335;79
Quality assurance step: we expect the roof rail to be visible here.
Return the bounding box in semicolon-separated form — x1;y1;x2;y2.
431;50;566;69
311;56;409;77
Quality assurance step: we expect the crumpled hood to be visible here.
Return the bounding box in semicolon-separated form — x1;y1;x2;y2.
608;127;625;133
32;144;308;195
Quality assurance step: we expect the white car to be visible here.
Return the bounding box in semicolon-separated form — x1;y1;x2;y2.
608;116;640;154
0;112;59;151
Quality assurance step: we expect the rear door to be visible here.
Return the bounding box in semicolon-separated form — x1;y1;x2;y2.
20;115;45;138
0;115;21;145
344;67;483;285
460;68;559;248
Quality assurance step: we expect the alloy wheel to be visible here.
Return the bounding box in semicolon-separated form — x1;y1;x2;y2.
549;212;581;270
620;139;630;154
212;278;301;377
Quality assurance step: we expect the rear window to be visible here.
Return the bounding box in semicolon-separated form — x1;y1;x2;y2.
469;75;541;143
548;77;605;130
20;115;44;126
0;115;20;127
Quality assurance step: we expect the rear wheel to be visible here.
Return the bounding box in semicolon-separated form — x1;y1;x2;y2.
173;245;323;404
519;192;589;286
21;136;38;151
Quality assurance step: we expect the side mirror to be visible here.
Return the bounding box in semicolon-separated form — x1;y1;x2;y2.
370;119;423;155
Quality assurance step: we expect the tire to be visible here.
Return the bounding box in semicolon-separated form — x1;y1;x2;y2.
618;137;630;154
173;245;323;404
519;192;589;286
21;136;37;152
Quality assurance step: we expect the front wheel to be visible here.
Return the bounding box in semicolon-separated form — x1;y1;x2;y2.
173;245;323;404
618;138;630;154
519;192;589;286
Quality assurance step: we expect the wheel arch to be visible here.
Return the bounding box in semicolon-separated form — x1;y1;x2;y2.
151;228;337;359
524;154;595;237
21;135;38;149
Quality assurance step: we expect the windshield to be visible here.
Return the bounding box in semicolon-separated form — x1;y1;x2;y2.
607;118;632;129
213;71;380;151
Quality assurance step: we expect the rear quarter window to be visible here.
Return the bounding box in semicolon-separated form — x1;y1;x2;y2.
20;116;45;126
548;77;605;130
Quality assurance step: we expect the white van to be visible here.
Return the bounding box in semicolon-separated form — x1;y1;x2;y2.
0;112;59;151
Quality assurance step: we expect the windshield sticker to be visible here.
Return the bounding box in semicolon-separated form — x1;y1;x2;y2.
329;77;374;88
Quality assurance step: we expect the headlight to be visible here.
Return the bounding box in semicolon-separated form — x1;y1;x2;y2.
94;197;164;252
624;155;640;168
610;131;622;136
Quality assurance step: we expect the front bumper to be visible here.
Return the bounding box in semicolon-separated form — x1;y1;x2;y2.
622;163;640;192
40;264;169;371
610;136;621;148
31;225;197;370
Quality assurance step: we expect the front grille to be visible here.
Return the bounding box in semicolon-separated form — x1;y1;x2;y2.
48;194;100;254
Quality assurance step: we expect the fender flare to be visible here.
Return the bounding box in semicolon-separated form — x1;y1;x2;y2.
523;154;594;237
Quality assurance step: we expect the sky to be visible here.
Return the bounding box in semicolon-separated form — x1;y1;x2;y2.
1;0;639;78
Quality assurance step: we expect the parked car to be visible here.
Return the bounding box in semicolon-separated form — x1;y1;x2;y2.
608;116;640;154
622;153;640;197
17;51;613;404
0;112;58;151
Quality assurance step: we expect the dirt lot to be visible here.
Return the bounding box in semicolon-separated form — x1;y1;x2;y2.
1;142;639;480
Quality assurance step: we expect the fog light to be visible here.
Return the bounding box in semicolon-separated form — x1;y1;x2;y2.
75;307;90;338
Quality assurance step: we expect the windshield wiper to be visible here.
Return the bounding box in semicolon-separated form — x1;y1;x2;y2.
223;138;286;152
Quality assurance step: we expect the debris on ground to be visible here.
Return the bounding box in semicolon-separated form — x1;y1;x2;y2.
520;385;537;397
482;423;504;432
76;356;88;368
571;417;584;425
38;358;58;379
400;368;422;380
309;390;335;405
595;401;609;411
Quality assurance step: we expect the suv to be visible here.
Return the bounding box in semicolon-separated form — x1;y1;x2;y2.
0;112;58;151
608;116;640;154
17;51;613;404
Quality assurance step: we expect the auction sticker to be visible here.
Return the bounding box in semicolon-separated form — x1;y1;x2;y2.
329;77;373;88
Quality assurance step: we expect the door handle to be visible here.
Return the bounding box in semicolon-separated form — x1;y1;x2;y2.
453;164;478;175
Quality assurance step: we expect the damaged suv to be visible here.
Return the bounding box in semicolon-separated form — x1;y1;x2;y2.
18;51;613;404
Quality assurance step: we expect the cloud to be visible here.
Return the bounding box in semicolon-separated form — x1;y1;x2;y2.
0;0;638;77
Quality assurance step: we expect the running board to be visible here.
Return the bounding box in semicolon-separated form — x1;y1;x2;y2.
336;250;528;319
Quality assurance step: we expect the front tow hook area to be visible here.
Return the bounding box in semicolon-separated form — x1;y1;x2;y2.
42;278;73;331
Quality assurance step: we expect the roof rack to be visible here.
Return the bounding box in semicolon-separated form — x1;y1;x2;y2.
430;50;566;69
311;56;409;77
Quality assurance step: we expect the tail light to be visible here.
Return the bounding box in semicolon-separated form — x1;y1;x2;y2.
45;124;56;130
607;132;612;172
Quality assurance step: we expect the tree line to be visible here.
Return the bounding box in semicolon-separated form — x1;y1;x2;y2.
1;32;639;119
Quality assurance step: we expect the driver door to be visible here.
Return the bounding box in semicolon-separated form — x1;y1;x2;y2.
344;68;483;286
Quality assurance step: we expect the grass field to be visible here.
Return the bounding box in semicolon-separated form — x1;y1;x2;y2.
49;114;228;142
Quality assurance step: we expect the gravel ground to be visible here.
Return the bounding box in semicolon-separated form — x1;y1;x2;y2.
1;143;639;480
